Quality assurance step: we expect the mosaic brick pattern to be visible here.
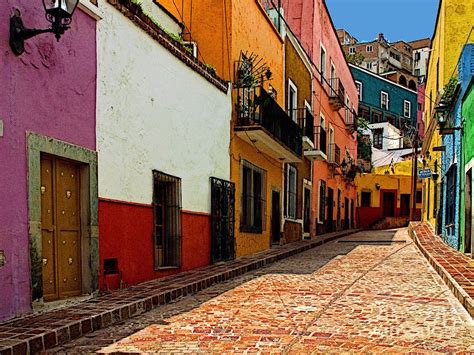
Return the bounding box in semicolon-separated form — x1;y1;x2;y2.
54;229;473;353
0;230;357;355
410;222;474;317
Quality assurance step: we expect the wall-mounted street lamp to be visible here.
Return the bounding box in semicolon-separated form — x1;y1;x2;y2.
10;0;79;56
435;101;462;134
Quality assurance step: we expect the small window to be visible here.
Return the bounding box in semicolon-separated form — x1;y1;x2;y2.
414;68;420;76
349;47;356;54
320;44;327;82
361;191;371;207
366;45;373;52
404;100;411;118
241;160;266;233
381;91;389;110
318;180;326;223
355;81;362;101
153;170;182;268
372;128;383;149
366;62;373;70
288;80;298;123
285;165;297;219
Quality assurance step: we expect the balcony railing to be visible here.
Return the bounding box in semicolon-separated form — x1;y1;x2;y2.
328;143;340;165
236;86;303;157
329;77;345;110
344;108;356;131
293;107;314;142
314;126;327;155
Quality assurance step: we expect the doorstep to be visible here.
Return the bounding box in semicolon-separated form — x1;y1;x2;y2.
0;229;360;355
409;222;474;318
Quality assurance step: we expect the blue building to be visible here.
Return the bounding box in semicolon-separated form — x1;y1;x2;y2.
350;64;418;151
440;44;474;249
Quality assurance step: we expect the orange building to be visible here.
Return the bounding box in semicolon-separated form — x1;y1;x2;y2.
158;0;303;257
282;0;359;234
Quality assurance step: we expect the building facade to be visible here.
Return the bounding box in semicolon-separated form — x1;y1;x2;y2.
96;0;232;289
462;77;474;256
410;38;431;78
356;160;422;228
421;0;474;230
282;0;359;235
439;44;474;251
0;0;99;321
350;64;418;151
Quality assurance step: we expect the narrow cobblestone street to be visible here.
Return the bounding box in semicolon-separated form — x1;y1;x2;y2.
49;229;474;353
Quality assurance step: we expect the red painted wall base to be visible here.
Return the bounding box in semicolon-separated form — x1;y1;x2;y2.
98;198;211;291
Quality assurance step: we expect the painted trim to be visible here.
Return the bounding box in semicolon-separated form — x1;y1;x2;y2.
99;197;151;208
27;132;99;302
182;210;211;217
78;0;104;20
287;79;298;123
404;100;412;118
380;91;389;110
355;80;363;101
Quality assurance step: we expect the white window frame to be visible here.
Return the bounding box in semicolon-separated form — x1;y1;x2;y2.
404;100;411;118
320;112;326;130
320;43;327;83
286;165;297;220
381;91;389;110
345;96;350;122
355;81;362;101
366;62;373;70
349;47;356;54
366;45;373;52
287;79;298;123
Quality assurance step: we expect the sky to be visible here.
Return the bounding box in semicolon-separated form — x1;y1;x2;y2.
326;0;439;43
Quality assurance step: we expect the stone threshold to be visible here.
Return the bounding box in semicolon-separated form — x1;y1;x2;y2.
0;229;359;354
409;222;474;318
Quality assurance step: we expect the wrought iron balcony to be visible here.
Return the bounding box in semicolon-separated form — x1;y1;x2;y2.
293;107;314;150
329;77;345;110
327;143;340;166
235;86;302;162
304;125;328;161
344;108;357;133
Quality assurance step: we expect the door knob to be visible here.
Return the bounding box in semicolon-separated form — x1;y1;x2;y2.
43;258;48;266
68;257;73;265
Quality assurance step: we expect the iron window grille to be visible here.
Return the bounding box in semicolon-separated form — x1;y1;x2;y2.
284;164;297;219
153;170;182;269
445;165;457;226
241;160;266;233
319;180;326;223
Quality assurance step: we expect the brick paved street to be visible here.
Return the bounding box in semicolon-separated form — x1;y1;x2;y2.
49;229;474;353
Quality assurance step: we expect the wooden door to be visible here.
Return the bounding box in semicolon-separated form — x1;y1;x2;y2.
400;194;410;216
41;156;82;301
382;192;395;217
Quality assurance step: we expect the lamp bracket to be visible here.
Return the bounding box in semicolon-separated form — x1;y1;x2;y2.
10;9;68;56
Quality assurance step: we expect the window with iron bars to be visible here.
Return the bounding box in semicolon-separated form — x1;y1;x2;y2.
241;160;266;233
153;170;182;269
445;165;457;225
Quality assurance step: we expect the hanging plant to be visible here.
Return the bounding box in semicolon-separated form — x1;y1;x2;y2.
441;77;458;105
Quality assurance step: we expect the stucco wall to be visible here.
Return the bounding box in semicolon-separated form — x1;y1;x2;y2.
422;0;474;227
97;1;231;212
0;1;96;320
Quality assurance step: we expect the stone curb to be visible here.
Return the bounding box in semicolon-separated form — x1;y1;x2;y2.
0;229;360;355
408;223;474;318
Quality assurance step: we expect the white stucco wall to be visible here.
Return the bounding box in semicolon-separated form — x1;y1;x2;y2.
366;122;402;151
96;1;231;213
413;48;430;78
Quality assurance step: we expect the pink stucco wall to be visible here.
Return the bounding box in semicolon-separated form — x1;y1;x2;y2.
0;1;96;321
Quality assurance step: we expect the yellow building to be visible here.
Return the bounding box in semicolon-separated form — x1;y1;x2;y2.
356;160;422;228
422;0;474;228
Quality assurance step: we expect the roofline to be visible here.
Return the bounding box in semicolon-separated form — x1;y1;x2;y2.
349;63;418;94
